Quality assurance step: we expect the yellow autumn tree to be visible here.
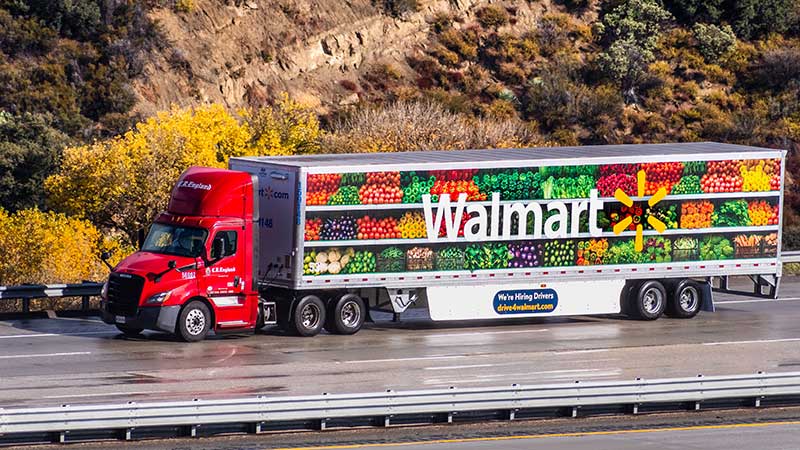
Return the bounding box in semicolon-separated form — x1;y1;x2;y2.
243;93;323;155
46;100;323;246
46;104;252;244
0;208;131;286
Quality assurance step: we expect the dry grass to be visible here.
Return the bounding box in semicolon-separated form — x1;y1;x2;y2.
322;101;542;153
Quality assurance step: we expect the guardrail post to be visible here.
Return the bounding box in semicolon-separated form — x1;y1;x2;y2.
319;418;327;431
508;409;518;421
22;298;29;314
81;295;90;311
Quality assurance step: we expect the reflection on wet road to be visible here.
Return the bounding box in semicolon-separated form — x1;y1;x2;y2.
1;277;800;407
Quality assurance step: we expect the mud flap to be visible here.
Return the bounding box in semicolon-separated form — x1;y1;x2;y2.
700;280;715;312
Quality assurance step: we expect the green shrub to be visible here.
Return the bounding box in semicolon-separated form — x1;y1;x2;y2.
693;23;736;62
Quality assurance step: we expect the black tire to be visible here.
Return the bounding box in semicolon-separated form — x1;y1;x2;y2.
177;301;211;342
666;279;702;319
115;324;143;336
324;294;366;335
291;295;325;337
620;281;638;316
631;280;667;320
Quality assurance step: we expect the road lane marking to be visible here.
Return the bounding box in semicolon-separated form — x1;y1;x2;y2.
0;331;112;339
424;363;507;371
275;420;800;449
717;297;800;304
43;390;170;399
424;368;621;385
552;349;610;355
0;351;91;360
422;329;549;338
703;338;800;346
344;355;468;364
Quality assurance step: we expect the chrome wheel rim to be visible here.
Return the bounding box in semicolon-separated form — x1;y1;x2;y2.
301;303;321;329
680;286;699;312
340;300;361;328
185;309;206;336
643;288;664;315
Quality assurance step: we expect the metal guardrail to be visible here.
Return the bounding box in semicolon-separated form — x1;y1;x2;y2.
1;372;800;444
0;282;102;313
781;250;800;263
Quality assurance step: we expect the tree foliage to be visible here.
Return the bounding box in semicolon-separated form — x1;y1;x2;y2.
0;207;130;285
46;99;323;245
665;0;797;39
599;0;674;101
693;23;737;62
45;104;251;243
0;111;71;211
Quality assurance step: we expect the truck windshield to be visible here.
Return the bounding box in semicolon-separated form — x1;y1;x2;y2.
141;223;208;258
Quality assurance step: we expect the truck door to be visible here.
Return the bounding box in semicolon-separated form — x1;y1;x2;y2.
202;229;253;328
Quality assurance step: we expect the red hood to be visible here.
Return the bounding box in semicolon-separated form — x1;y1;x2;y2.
114;251;197;277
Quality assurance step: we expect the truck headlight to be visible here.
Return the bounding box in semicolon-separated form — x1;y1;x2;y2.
100;280;108;300
145;290;172;305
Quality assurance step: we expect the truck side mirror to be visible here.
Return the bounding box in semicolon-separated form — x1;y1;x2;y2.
100;251;113;271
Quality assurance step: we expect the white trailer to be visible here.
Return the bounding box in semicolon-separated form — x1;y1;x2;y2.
230;142;785;336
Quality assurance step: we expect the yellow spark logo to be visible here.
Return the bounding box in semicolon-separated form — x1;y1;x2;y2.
613;170;667;252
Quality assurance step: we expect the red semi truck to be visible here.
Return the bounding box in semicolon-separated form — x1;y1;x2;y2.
100;143;785;341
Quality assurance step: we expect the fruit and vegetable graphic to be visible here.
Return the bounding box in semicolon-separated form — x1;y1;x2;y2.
398;211;427;239
701;160;743;193
748;200;779;226
680;201;714;229
577;239;608;265
359;172;403;204
508;242;544;268
713;200;752;227
302;158;780;275
543;240;576;267
700;236;734;260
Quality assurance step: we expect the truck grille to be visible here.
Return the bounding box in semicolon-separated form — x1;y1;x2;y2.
106;273;144;316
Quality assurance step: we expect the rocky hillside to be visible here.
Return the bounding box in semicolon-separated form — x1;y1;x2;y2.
137;0;568;114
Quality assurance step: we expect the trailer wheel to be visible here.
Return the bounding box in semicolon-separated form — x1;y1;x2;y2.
631;280;667;320
177;301;211;342
291;295;325;337
666;279;702;319
324;294;366;335
115;324;143;337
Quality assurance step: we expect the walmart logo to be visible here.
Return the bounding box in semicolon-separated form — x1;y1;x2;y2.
613;170;667;252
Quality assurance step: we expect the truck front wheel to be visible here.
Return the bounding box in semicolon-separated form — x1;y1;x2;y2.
291;295;325;337
177;301;211;342
325;294;365;335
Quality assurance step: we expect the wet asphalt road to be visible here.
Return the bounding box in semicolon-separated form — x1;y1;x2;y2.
1;277;800;408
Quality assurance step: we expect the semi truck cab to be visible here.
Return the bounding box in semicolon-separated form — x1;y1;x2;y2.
100;167;263;341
